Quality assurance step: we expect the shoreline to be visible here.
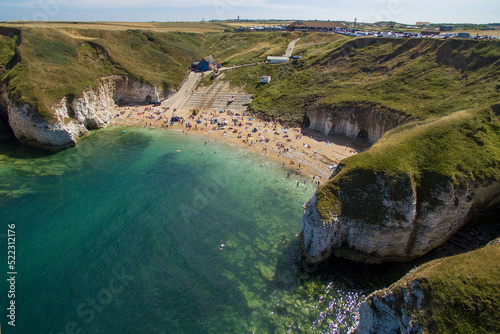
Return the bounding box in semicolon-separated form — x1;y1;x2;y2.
108;104;371;182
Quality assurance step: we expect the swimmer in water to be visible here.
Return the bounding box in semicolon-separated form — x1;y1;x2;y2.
220;243;226;250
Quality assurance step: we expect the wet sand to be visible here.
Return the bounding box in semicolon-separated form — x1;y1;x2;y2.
109;104;371;183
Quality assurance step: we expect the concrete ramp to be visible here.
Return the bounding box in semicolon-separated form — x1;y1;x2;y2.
182;92;252;111
180;76;252;112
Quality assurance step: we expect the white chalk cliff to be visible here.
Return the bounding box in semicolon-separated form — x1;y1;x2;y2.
306;103;412;143
353;280;425;334
301;168;500;264
353;238;500;333
4;75;168;150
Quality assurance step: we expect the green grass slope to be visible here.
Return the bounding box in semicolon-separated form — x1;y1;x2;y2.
389;240;500;333
238;37;500;124
204;32;295;66
1;27;206;119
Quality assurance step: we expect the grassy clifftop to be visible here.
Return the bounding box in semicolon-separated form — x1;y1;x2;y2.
204;32;295;66
388;240;500;333
0;27;206;119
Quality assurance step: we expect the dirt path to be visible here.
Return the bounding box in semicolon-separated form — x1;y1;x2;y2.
284;38;300;57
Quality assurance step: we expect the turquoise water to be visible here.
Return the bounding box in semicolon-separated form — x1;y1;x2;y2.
0;127;365;334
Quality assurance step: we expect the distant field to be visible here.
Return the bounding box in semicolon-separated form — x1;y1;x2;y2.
1;21;229;33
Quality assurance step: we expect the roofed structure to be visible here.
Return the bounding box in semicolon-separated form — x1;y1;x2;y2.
193;55;217;72
201;55;216;64
287;21;345;32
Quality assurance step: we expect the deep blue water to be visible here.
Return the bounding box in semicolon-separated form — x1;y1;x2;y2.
0;127;364;334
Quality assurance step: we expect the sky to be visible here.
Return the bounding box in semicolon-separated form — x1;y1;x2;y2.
0;0;499;24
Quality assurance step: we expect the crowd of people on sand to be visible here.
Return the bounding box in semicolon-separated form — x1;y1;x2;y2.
111;103;364;183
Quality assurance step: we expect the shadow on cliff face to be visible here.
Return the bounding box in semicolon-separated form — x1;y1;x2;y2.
300;114;372;154
273;237;410;293
0;90;16;142
419;205;500;262
285;206;500;294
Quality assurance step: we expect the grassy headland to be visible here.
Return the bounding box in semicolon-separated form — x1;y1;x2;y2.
315;108;500;221
385;240;500;333
1;27;207;119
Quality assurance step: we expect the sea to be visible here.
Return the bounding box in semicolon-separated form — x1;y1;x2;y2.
0;127;370;334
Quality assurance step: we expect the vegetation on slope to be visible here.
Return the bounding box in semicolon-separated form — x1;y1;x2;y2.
216;33;350;122
2;21;230;33
387;240;500;333
227;37;500;124
315;108;500;221
1;27;206;119
204;32;294;66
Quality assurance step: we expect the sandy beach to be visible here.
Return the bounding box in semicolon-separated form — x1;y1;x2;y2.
109;102;370;183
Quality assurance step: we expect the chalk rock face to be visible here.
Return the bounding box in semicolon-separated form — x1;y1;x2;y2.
354;238;500;333
353;281;425;334
0;85;14;140
307;103;412;143
8;103;88;150
301;168;500;264
6;75;168;150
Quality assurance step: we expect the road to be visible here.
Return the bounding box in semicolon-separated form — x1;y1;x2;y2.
161;71;201;111
284;38;300;57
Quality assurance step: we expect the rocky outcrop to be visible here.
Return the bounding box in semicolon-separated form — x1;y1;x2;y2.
306;103;413;143
5;75;169;150
301;170;500;264
353;280;425;334
353;238;500;334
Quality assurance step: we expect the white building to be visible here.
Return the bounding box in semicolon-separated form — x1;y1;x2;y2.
260;76;271;84
267;56;289;64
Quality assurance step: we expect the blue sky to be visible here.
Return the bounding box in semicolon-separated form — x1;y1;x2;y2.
0;0;498;24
